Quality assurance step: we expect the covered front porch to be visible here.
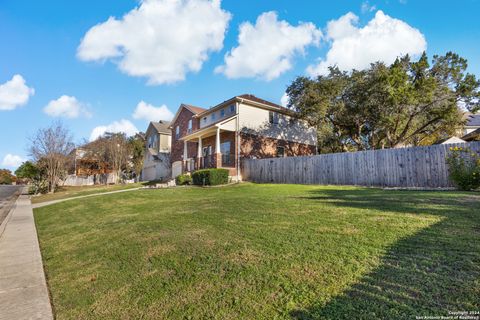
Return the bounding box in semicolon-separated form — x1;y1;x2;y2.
180;119;238;176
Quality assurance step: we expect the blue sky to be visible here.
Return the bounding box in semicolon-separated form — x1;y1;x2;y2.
1;0;479;170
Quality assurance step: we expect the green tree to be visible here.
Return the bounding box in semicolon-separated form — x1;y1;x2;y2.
128;133;145;182
0;169;15;185
15;161;39;181
287;52;480;152
15;161;47;193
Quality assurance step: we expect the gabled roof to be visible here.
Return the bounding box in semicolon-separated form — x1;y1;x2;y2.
436;136;466;144
183;104;207;115
169;103;207;127
466;114;480;127
195;94;291;118
149;120;171;134
237;94;287;111
462;127;480;141
169;94;290;126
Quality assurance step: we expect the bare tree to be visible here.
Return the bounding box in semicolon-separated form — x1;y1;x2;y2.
29;122;75;193
103;132;130;184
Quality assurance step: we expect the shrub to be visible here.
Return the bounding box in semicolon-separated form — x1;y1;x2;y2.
192;169;229;186
176;174;192;186
446;146;480;191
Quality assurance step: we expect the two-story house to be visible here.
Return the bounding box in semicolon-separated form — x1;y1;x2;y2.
169;94;317;180
141;120;172;181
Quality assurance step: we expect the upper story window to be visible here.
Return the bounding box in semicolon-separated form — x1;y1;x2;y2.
220;108;225;118
187;119;192;133
148;134;158;149
175;126;180;139
269;111;279;125
211;112;216;121
230;104;235;113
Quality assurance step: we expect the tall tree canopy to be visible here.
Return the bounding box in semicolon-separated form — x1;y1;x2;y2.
29;122;75;193
286;52;480;152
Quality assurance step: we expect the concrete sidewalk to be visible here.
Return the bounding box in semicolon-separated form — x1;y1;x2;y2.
32;187;141;208
0;195;53;320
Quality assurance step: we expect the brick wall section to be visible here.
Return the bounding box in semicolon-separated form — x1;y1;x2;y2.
171;107;200;163
240;132;316;158
200;131;236;155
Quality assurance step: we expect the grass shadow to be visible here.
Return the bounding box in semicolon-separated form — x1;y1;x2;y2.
291;188;480;319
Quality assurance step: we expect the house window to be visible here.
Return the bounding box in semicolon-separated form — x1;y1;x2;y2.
276;146;285;157
269;111;279;125
175;126;180;139
187;119;192;133
148;135;153;148
211;112;216;121
220;108;225;117
230;104;235;113
220;141;230;155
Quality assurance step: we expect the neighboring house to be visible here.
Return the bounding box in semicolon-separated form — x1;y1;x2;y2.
141;120;172;182
436;136;466;145
436;112;480;144
64;145;116;186
464;113;480;135
71;147;113;176
463;128;480;142
169;94;317;180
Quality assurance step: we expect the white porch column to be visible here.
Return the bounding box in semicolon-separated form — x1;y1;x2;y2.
197;136;202;158
183;141;188;160
215;128;221;154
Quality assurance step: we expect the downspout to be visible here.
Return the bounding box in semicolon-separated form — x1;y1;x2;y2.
236;99;242;181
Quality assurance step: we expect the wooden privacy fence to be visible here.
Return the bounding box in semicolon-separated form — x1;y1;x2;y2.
242;142;480;188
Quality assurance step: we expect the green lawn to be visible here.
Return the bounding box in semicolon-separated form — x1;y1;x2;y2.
33;183;480;319
31;182;144;204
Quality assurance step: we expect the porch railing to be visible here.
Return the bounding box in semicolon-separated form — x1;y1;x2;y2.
202;155;216;169
189;153;236;171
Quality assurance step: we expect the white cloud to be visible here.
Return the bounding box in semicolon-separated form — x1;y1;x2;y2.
132;101;174;122
89;119;139;141
307;10;427;76
77;0;231;85
1;154;25;169
280;93;290;107
215;11;322;80
43;95;91;118
0;75;35;111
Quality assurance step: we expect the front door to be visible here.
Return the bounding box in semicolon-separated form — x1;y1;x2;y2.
202;146;212;167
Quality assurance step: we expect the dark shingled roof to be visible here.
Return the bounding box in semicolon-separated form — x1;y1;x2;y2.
183;104;207;115
150;120;171;134
237;94;286;110
462;128;480;141
466;114;480;127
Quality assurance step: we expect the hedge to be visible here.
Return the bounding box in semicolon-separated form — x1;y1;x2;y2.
192;168;229;186
176;173;192;186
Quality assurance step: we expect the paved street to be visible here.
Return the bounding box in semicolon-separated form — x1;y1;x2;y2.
0;185;22;227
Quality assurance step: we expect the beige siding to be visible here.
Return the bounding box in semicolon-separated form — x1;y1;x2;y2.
199;103;236;128
238;102;317;146
159;134;171;152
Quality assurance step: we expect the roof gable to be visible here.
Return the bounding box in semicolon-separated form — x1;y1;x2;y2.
170;104;205;127
146;121;171;137
467;114;480;127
